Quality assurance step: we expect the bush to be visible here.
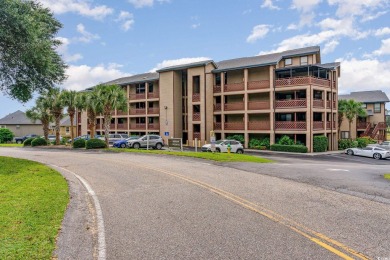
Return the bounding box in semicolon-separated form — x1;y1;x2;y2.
278;135;294;145
356;137;377;148
249;137;270;149
31;137;48;147
73;139;86;148
338;139;358;150
23;137;35;147
270;144;308;153
86;138;106;149
226;134;245;144
0;128;14;143
313;136;328;152
61;137;70;145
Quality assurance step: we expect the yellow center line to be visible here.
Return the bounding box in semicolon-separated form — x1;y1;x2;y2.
77;153;370;260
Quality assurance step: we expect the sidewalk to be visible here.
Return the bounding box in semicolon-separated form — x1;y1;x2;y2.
245;149;343;156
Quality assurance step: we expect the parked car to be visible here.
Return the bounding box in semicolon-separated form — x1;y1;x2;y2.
15;134;38;144
201;140;244;154
113;136;140;148
127;135;164;149
99;134;129;145
68;134;101;143
345;146;390;160
47;135;63;142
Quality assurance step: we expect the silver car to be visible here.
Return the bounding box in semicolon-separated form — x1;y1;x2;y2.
99;134;129;144
345;147;390;160
127;135;164;150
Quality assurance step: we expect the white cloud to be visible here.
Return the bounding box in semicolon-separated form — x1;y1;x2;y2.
336;58;390;100
116;11;135;31
361;10;387;22
323;40;339;54
373;38;390;56
261;0;280;10
37;0;113;20
327;0;388;18
76;24;100;43
246;24;270;43
242;9;252;15
291;0;322;12
56;37;83;63
128;0;170;8
62;63;130;91
288;0;321;29
150;57;211;72
375;27;390;37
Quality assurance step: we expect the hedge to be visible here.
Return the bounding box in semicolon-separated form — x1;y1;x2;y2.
249;137;270;149
73;139;86;149
0;128;14;143
313;136;328;152
226;134;245;144
270;144;308;153
23;137;35;147
278;135;294;145
31;138;48;147
86;138;106;149
356;137;377;148
338;139;358;150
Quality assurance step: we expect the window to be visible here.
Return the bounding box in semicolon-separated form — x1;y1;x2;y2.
0;125;5;128
300;56;308;65
374;103;381;113
285;58;292;66
215;74;221;85
136;83;145;94
65;127;70;133
148;83;153;93
341;131;349;139
193;76;200;93
361;103;367;108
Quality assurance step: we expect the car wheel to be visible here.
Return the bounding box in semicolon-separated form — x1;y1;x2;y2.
133;143;140;149
373;153;382;160
236;149;244;154
156;143;162;150
347;149;354;155
120;143;126;148
216;148;221;153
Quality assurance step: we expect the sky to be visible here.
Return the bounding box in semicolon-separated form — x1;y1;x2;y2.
1;0;390;118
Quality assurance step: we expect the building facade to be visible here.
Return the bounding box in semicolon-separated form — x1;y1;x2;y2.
339;91;389;141
78;46;340;152
0;110;44;137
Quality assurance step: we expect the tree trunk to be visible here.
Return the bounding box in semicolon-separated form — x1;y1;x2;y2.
348;121;352;139
69;109;75;144
55;114;61;145
42;118;49;142
104;114;111;148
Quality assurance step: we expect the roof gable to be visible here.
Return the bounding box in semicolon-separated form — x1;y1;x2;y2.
0;110;41;125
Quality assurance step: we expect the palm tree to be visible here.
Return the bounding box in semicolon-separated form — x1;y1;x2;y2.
344;99;367;138
95;84;127;147
43;88;64;145
26;97;52;142
338;99;348;137
61;90;78;143
76;90;101;138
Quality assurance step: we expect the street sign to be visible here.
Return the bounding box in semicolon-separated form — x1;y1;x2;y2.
210;136;216;152
168;138;183;152
164;132;169;136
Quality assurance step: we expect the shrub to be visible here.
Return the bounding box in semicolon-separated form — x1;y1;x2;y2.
73;139;86;149
23;137;35;147
31;137;48;147
61;137;70;145
86;138;106;149
249;138;270;149
338;139;358;150
278;135;294;145
226;134;245;144
356;136;377;148
313;136;328;152
270;144;308;153
0;128;14;143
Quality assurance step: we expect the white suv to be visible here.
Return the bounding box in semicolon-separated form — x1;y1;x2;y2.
99;134;129;144
201;140;244;154
127;135;164;150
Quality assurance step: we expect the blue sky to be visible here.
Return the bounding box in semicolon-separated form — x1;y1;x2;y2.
1;0;390;118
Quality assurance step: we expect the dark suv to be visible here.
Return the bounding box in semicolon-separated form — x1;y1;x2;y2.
15;134;38;144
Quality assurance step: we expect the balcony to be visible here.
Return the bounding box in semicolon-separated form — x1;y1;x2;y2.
129;93;146;100
248;121;270;130
110;124;115;129
193;112;201;121
117;110;128;116
213;85;221;93
148;108;160;114
130;123;146;130
275;99;307;108
214;103;222;111
357;122;370;130
214;122;222;130
275;76;331;88
313;121;324;130
130;108;146;115
275;121;306;131
224;102;245;111
148;123;159;130
248;101;270;110
224;82;244;92
192;93;200;102
313;99;325;108
193;132;201;139
326;121;336;129
224;122;245;130
117;123;128;130
147;92;159;99
247;80;270;90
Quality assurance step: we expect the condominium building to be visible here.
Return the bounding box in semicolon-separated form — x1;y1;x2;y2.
339;90;389;141
78;46;340;152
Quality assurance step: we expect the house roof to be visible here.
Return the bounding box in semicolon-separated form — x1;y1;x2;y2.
213;46;321;73
104;72;159;86
339;90;390;103
0;110;41;125
60;116;76;126
156;60;216;73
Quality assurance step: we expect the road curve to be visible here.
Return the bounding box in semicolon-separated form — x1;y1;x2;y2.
1;148;389;260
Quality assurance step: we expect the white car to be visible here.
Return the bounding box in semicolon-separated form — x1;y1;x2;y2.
201;140;244;154
345;147;390;160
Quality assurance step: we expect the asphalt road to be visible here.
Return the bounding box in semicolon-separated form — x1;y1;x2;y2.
1;148;390;260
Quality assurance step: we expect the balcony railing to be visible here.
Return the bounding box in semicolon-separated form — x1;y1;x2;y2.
326;100;331;109
248;101;270;110
214;85;221;93
313;121;324;130
357;122;370;129
214;122;222;130
275;76;331;88
193;132;201;139
214;103;221;111
129;93;146;100
326;121;336;129
147;92;159;99
117;110;128;116
224;102;245;111
224;82;244;92
130;108;146;115
247;80;270;90
275;99;307;108
130;123;146;130
248;121;270;130
192;93;200;102
275;121;306;130
110;124;115;129
148;108;160;114
193;112;201;121
313;99;325;108
117;123;128;130
148;123;159;130
224;122;245;130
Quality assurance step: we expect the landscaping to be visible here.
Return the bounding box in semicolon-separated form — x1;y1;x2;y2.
384;174;390;180
0;157;69;259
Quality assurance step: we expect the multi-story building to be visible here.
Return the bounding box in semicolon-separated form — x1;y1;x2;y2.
78;46;340;152
339;90;389;141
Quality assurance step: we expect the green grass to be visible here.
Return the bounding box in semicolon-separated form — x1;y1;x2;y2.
109;148;273;163
0;143;23;147
384;174;390;180
0;157;69;259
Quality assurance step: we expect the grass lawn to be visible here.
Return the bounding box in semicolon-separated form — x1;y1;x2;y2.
109;148;273;163
0;157;69;259
0;143;23;147
384;174;390;180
